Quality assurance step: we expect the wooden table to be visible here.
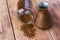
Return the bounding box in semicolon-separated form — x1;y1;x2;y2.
0;0;60;40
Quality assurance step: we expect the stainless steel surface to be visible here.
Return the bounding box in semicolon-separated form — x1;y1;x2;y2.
38;2;49;10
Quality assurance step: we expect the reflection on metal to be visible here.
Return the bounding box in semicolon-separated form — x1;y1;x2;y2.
38;2;49;10
35;2;52;30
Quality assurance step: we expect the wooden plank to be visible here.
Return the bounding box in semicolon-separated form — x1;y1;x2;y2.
7;0;53;40
0;0;15;40
48;1;60;40
0;16;3;32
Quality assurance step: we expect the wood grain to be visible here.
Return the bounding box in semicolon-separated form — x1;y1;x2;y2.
0;15;3;33
0;0;15;40
1;0;60;40
49;1;60;40
7;0;53;40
